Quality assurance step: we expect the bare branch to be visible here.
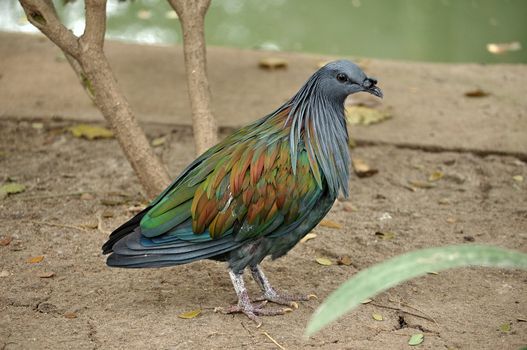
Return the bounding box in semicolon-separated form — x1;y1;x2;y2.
19;0;171;198
168;0;218;155
82;0;107;50
19;0;80;57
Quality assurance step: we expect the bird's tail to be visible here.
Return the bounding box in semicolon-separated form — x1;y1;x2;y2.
101;206;150;254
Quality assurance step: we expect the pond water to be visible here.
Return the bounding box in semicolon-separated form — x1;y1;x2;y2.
1;0;525;63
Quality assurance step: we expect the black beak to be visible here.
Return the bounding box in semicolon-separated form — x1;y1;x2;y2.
362;77;383;98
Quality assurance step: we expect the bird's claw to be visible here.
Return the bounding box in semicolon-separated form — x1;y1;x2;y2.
253;291;317;308
215;301;292;326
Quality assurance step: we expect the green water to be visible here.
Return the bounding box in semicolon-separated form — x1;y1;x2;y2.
1;0;525;63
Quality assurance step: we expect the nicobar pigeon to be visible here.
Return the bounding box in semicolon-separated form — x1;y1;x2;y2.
102;60;382;325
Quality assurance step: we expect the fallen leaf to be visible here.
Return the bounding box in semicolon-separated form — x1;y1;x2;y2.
446;217;457;224
345;106;391;125
513;175;524;182
408;333;424;346
464;89;490;98
336;255;353;266
32;122;44;129
259;58;288;70
64;311;77;319
352;157;378;178
408;180;436;189
361;299;373;304
37;271;55;278
428;171;444;182
438;198;450;205
0;236;13;246
372;313;383;321
69;124;113;140
81;220;98;229
319;220;342;229
486;41;521;54
137;9;152;20
80;193;95;200
300;233;317;243
178;309;201;319
499;323;511;333
0;182;26;199
0;270;9;278
316;257;333;266
375;231;396;240
102;210;114;218
427;271;439;275
517;317;527;322
27;255;44;264
151;137;166;147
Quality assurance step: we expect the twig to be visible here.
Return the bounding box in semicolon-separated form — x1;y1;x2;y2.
22;220;90;232
262;331;286;350
401;302;439;327
370;302;437;325
97;211;111;235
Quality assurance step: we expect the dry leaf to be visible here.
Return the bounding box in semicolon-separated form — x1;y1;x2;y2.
352;157;378;178
0;270;9;278
315;257;333;266
428;171;444;182
32;122;44;129
300;233;317;243
513;175;524;182
319;220;342;229
38;271;55;278
345;106;391;125
464;89;490;98
372;313;383;321
80;193;94;201
361;299;373;304
438;198;450;205
336;255;352;266
0;236;13;246
137;9;152;20
151;137;166;147
178;309;202;319
69;124;113;140
64;311;78;319
0;182;26;199
27;255;44;264
81;220;98;229
486;41;521;54
259;58;288;70
427;271;439;275
375;231;396;240
446;217;457;224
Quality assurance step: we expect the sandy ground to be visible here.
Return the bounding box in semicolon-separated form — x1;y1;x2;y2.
0;118;526;350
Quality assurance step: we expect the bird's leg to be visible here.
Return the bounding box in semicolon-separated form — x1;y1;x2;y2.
250;265;317;308
216;269;293;326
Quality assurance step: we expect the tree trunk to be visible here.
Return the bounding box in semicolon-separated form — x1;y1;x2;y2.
19;0;171;199
169;0;218;155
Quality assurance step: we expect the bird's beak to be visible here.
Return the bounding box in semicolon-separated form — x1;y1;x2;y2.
367;85;383;99
362;77;383;99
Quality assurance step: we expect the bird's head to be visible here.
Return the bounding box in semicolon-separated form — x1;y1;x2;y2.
316;60;383;103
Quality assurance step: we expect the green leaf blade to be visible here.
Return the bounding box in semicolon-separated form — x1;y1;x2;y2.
305;245;527;336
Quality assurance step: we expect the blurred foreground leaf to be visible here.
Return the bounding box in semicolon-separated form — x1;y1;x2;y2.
305;245;527;336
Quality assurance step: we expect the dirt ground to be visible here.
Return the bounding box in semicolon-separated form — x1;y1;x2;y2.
0;117;526;350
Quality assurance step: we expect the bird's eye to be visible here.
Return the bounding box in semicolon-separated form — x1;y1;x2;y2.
336;73;348;83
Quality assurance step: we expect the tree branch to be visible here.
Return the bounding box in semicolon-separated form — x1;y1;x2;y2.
19;0;171;198
82;0;106;50
168;0;218;155
19;0;80;57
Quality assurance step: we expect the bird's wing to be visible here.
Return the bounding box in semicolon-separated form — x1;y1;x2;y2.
139;125;323;246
